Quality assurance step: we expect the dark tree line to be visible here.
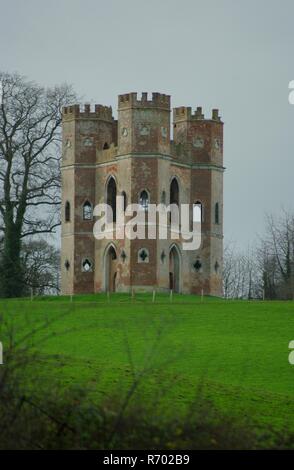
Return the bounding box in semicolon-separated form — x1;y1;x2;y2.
259;211;294;300
223;211;294;300
0;72;76;297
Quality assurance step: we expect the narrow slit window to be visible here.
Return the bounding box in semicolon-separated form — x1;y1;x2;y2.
122;191;127;211
65;201;70;222
215;202;220;224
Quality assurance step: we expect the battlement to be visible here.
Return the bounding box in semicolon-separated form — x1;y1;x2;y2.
62;104;113;121
118;92;170;110
173;106;222;123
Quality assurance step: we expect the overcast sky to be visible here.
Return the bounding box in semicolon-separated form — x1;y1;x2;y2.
1;0;294;248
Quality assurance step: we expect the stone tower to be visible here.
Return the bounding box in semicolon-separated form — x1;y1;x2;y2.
61;93;224;296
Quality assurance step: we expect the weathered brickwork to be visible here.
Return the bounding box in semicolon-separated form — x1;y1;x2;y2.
61;92;224;296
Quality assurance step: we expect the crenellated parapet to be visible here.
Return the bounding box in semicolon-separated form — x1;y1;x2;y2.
62;103;113;122
118;92;170;110
173;105;223;166
173;106;222;123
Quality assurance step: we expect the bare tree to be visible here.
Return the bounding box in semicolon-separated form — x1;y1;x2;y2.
258;211;294;299
223;242;260;299
21;239;60;296
224;212;294;301
0;72;76;297
223;242;237;298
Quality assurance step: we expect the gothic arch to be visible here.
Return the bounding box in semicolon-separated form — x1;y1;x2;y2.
139;189;150;210
82;200;93;220
194;200;204;222
169;243;182;293
103;243;118;292
170;177;180;206
105;175;117;223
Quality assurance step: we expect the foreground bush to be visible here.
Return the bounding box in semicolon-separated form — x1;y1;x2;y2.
1;312;293;450
0;378;293;450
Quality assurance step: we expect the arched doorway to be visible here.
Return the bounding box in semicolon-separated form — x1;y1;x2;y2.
169;245;181;293
105;245;117;292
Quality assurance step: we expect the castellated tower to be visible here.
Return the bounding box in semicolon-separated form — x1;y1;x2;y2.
61;93;224;296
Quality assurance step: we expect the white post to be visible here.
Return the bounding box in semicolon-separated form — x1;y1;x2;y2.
262;289;265;301
152;289;156;303
170;289;173;303
70;294;73;303
201;289;204;302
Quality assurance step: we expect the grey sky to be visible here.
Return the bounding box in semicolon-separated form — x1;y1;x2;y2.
1;0;293;248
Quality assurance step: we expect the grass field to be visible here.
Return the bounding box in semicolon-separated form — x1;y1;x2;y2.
1;293;294;437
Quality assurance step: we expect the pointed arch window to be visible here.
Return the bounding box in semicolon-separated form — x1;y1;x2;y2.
194;201;204;222
215;202;220;224
170;178;179;206
170;178;180;225
106;177;117;222
83;201;92;220
65;201;70;222
139;190;149;211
